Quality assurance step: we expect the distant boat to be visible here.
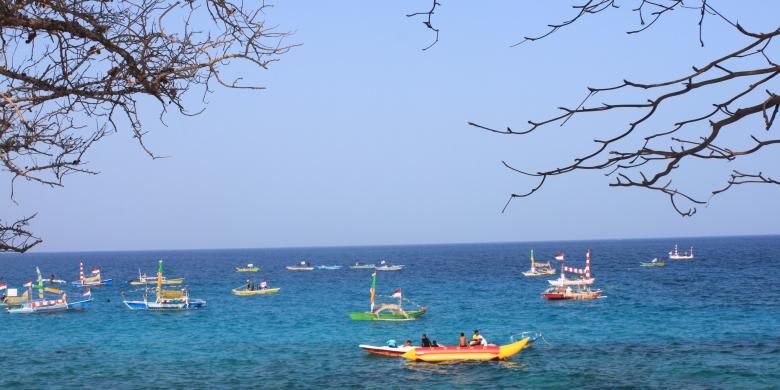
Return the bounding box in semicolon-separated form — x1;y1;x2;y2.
71;261;113;287
129;268;184;285
316;265;342;270
522;249;556;277
286;261;314;271
123;260;205;310
348;272;425;321
350;262;375;269
232;287;280;296
401;338;532;362
375;260;404;271
359;342;413;357
235;264;260;272
669;245;694;260
8;267;92;314
640;258;666;267
543;250;603;300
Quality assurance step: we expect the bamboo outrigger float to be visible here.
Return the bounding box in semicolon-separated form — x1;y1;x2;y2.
348;272;426;321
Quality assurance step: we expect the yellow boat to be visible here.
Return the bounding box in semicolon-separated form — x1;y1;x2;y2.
235;264;260;272
232;287;280;296
401;338;530;362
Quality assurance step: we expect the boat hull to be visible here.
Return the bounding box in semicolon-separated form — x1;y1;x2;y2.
235;268;259;272
543;290;602;300
123;298;206;310
375;266;403;271
359;345;412;357
402;338;530;362
640;263;666;267
232;288;280;296
522;269;556;277
7;299;92;314
350;265;375;269
349;308;426;321
71;278;113;287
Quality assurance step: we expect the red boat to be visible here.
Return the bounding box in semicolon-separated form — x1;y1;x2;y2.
542;250;603;300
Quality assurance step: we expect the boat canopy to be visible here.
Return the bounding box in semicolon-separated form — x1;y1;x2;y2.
160;290;184;299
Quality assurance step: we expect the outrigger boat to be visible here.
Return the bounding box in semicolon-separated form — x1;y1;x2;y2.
522;249;556;277
232;279;280;295
375;260;404;271
71;262;113;287
316;265;342;270
669;245;694;260
543;250;603;300
123;260;205;310
235;264;259;272
7;268;92;314
129;268;184;285
640;258;666;267
350;262;375;269
349;272;426;321
286;261;314;271
401;338;532;362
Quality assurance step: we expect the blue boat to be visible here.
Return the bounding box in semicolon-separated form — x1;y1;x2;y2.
122;260;206;311
7;268;93;314
70;261;113;287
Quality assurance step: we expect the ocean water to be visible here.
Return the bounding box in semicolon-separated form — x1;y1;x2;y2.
0;236;778;389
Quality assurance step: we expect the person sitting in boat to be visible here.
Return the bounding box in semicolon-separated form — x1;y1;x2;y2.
259;280;268;290
470;330;487;346
421;334;431;347
431;340;443;347
459;332;467;347
402;340;413;347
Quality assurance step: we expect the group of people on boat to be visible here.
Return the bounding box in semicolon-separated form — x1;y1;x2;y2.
245;279;268;291
411;330;488;348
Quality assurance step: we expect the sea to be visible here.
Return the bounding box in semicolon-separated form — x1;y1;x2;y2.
0;235;778;389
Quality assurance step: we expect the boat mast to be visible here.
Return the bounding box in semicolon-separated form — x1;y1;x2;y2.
35;266;43;299
369;271;376;312
530;249;535;272
79;261;85;284
156;260;163;302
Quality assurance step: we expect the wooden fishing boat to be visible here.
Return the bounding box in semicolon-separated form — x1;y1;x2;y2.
232;287;280;295
375;260;404;271
349;272;426;321
129;269;184;286
123;261;205;310
316;265;342;270
640;258;666;267
669;244;694;260
350;262;375;269
8;271;92;314
71;262;113;287
235;264;259;272
1;289;28;308
286;261;314;271
401;338;531;362
543;250;603;300
359;344;413;357
522;249;556;277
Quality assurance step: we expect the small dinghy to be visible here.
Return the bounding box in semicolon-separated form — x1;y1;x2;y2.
669;244;694;260
359;341;413;357
71;262;113;287
640;258;666;267
286;261;315;271
375;260;404;271
350;262;375;269
349;272;426;321
316;265;342;270
235;264;260;272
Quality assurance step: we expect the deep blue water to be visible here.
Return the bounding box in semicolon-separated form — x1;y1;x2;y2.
1;236;779;389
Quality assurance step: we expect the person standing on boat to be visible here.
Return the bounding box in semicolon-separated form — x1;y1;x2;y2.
459;332;467;347
246;278;252;291
421;334;431;347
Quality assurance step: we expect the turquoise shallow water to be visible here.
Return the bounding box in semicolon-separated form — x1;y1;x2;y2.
1;236;779;389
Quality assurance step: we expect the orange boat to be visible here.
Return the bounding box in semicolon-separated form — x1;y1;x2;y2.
401;338;530;362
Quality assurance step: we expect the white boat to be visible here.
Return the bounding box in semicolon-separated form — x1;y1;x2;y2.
547;250;596;286
522;249;556;277
668;245;694;260
350;262;376;269
375;261;404;271
123;260;206;311
286;261;315;271
316;265;342;270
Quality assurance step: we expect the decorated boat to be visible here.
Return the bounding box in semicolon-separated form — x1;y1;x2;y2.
375;260;404;271
71;261;113;287
123;260;205;310
350;262;375;269
7;272;92;314
349;272;426;321
640;258;666;267
543;250;603;300
316;265;342;270
401;338;531;362
522;249;556;277
286;261;314;271
235;264;259;272
0;285;28;308
359;342;413;357
129;268;184;285
669;245;694;260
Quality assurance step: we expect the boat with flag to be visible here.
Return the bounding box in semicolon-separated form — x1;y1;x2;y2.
522;249;556;277
640;258;666;267
543;250;603;300
232;279;280;295
129;268;184;285
71;262;113;287
123;260;206;310
7;267;92;314
286;261;314;271
349;272;426;321
669;245;694;260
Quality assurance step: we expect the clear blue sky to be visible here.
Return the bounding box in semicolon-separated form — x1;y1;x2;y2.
7;1;779;251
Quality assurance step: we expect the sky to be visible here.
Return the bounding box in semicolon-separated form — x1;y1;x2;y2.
5;1;780;252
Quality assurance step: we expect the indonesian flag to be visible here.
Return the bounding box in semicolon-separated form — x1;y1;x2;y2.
391;289;402;299
0;283;6;291
82;288;92;298
91;267;100;274
554;253;565;261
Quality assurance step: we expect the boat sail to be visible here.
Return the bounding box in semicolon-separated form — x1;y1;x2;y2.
348;272;426;321
668;245;694;260
522;249;556;277
542;250;602;300
71;261;113;287
123;260;205;310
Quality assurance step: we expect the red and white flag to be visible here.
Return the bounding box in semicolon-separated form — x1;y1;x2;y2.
0;283;6;291
391;289;402;299
554;253;565;261
91;267;100;274
83;288;92;298
23;281;33;288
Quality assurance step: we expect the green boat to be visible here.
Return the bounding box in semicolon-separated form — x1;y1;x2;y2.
640;258;666;267
348;272;426;321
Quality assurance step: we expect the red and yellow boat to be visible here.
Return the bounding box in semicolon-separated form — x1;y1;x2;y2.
401;338;531;362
